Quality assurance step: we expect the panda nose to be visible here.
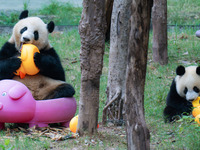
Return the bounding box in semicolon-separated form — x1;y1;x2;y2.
23;37;30;42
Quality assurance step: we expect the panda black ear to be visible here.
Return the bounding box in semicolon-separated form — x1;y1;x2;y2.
47;21;55;33
19;10;28;20
176;65;185;76
196;66;200;75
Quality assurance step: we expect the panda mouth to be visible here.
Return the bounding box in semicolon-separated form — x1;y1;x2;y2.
20;42;24;51
21;41;28;45
188;99;194;103
19;42;28;52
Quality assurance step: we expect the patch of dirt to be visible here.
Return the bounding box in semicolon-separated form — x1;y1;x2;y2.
1;123;127;149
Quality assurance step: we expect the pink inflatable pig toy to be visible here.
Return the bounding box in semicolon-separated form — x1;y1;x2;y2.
0;80;76;129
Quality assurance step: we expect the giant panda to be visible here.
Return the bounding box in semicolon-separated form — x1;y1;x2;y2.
0;10;75;100
164;65;200;122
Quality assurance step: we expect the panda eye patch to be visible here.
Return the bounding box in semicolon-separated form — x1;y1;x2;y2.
193;86;200;93
184;87;188;94
20;27;27;34
34;31;39;40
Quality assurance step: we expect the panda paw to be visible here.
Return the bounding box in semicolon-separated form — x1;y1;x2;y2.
64;84;75;97
55;83;75;98
44;83;75;99
10;57;21;71
34;52;41;67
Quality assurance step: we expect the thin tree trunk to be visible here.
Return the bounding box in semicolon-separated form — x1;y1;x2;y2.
152;0;168;65
102;0;132;125
77;0;106;135
125;0;152;149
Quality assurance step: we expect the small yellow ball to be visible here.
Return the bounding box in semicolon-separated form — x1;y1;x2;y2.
69;115;78;133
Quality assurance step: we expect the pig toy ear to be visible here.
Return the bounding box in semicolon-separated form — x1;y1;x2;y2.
8;84;26;100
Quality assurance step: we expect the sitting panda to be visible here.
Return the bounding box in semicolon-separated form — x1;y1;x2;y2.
164;65;200;122
0;10;75;100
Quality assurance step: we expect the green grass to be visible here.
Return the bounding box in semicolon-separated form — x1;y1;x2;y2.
0;1;82;26
0;12;19;26
38;1;82;25
168;0;200;25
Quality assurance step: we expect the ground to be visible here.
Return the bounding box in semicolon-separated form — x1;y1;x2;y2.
0;123;127;149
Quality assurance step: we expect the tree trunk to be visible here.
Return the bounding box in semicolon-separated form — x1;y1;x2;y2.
125;0;152;149
102;0;132;125
105;0;114;41
77;0;106;135
152;0;168;65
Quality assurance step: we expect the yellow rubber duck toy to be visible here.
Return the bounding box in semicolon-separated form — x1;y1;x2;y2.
15;44;40;79
192;97;200;124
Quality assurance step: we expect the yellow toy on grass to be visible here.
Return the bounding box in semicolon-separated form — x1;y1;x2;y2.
192;97;200;124
15;44;40;79
69;115;99;133
69;115;79;133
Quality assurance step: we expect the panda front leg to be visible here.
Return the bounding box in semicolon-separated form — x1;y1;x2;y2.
44;83;75;99
0;58;21;79
163;106;182;122
34;49;66;81
0;42;21;79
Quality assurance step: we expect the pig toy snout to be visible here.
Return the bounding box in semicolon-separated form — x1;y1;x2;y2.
8;84;27;100
0;80;36;123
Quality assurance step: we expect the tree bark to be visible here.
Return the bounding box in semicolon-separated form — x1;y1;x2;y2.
102;0;132;125
125;0;152;149
152;0;168;65
78;0;106;135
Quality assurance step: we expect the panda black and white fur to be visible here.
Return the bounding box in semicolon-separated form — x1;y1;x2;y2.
164;65;200;122
0;10;75;100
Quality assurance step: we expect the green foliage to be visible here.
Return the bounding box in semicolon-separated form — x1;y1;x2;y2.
0;139;14;150
0;1;82;26
0;12;18;26
23;0;30;10
39;0;82;25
